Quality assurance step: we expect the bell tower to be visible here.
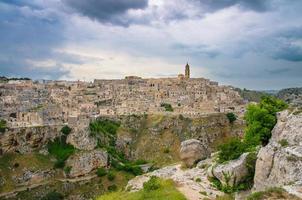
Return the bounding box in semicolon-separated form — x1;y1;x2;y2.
185;62;190;79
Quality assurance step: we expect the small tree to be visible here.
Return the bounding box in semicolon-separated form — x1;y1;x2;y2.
61;125;72;135
226;113;237;124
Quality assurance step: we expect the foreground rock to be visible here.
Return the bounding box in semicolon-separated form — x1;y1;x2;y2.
209;153;250;187
254;110;302;197
180;139;208;167
65;149;108;178
126;162;224;200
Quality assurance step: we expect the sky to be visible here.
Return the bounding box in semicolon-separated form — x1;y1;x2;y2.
0;0;302;90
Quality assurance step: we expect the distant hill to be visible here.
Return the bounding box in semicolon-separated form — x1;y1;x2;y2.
276;87;302;106
234;88;272;102
0;76;31;83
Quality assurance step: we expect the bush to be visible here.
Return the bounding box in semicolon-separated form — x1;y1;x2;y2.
160;103;174;112
107;184;118;192
41;191;64;200
107;171;116;181
226;113;237;124
143;176;161;191
217;137;247;163
61;125;72;135
54;159;65;168
97;167;107;177
89;119;120;137
0;119;7;133
47;137;75;168
163;148;170;154
64;166;72;175
244;96;288;146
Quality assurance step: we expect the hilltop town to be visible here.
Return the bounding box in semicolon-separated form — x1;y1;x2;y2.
0;64;244;129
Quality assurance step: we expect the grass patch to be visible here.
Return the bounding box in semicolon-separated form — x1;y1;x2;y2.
279;139;289;147
246;187;299;200
97;178;186;200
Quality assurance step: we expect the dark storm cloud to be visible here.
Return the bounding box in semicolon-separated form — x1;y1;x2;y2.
270;27;302;62
62;0;148;26
195;0;270;12
273;46;302;62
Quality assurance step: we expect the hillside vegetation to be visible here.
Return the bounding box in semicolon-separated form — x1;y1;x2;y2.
97;177;186;200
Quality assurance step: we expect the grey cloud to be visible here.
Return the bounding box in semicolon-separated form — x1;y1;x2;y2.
273;46;302;62
172;43;220;58
266;68;291;75
62;0;148;26
0;2;70;79
195;0;270;12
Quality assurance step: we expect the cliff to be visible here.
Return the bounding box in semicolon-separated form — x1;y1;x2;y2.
253;109;302;198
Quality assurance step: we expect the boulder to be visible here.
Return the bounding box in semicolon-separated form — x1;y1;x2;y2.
211;153;249;187
66;128;97;151
180;139;208;168
253;110;302;196
65;149;108;178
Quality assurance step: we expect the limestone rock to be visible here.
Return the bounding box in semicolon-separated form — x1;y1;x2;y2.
0;126;62;154
126;164;224;200
65;149;108;178
66;128;97;151
211;153;249;187
180;139;208;167
253;110;302;196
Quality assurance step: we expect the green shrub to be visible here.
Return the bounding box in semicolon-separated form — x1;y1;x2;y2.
217;137;247;163
61;125;72;135
163;148;170;154
107;171;116;181
97;167;107;177
195;178;201;182
41;191;64;200
244;96;288;146
47;137;75;168
107;184;118;192
89;119;120;137
143;176;161;191
160;103;174;112
64;166;72;175
54;159;65;168
0;119;7;133
226;113;237;124
278;139;289;147
122;163;143;176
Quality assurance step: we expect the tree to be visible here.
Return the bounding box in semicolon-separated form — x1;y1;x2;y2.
226;113;237;124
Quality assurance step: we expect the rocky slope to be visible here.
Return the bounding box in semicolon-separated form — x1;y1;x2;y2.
253;109;302;198
116;114;244;166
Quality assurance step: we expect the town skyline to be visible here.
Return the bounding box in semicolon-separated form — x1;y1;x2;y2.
1;0;302;90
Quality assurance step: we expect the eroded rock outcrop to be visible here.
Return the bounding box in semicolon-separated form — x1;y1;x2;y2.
66;128;97;151
253;110;302;197
180;139;209;167
209;153;249;187
65;149;108;178
0;125;62;154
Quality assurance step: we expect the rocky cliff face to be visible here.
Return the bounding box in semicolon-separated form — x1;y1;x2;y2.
116;114;244;166
254;110;302;198
0;125;62;154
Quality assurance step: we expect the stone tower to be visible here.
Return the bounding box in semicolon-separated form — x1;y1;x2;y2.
185;62;190;79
